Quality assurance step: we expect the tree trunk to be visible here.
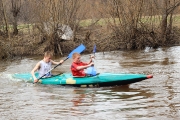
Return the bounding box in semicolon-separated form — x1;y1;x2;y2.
1;0;9;36
161;0;168;44
13;17;18;35
167;12;173;35
11;0;21;35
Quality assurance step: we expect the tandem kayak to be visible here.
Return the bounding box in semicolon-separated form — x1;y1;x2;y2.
12;73;153;87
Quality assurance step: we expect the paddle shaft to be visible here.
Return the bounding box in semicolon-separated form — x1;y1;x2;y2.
37;57;69;80
36;44;86;82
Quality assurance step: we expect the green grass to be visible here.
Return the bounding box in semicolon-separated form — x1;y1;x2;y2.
79;18;120;27
0;23;34;34
1;14;180;33
79;14;180;28
17;24;34;29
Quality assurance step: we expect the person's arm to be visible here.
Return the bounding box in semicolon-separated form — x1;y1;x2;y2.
87;55;94;64
51;59;64;65
31;62;40;83
76;63;94;70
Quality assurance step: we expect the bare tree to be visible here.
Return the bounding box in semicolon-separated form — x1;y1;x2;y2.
157;0;180;43
28;0;87;55
0;0;9;36
99;0;180;49
103;0;148;49
10;0;21;35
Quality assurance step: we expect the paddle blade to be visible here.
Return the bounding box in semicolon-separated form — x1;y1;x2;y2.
86;66;97;76
68;44;86;58
93;45;96;53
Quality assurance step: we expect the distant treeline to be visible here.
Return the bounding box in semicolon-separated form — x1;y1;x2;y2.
0;0;180;58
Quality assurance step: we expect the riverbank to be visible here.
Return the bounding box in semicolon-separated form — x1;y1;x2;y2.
0;25;180;60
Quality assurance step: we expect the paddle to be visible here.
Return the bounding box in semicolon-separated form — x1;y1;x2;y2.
93;45;96;56
37;44;86;81
87;45;97;76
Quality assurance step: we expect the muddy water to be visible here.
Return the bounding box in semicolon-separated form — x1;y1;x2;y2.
0;46;180;119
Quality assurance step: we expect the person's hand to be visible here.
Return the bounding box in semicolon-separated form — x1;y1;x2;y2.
34;79;38;83
59;60;64;64
90;55;95;59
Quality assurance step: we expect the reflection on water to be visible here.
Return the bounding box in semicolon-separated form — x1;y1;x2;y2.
0;46;180;119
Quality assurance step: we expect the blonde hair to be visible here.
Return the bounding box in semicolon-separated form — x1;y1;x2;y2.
72;52;80;59
44;51;53;57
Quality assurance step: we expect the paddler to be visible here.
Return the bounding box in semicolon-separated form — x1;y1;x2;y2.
31;51;64;83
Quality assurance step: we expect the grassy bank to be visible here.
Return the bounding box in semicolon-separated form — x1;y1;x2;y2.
79;14;180;28
1;14;180;34
1;14;180;59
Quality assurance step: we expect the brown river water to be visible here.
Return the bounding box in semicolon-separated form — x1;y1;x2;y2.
0;46;180;120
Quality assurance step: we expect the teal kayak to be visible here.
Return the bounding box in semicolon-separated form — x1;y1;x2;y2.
12;73;153;87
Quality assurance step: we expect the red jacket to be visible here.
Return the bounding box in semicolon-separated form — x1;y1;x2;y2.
71;62;88;77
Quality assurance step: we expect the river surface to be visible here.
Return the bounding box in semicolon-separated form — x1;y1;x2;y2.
0;46;180;120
